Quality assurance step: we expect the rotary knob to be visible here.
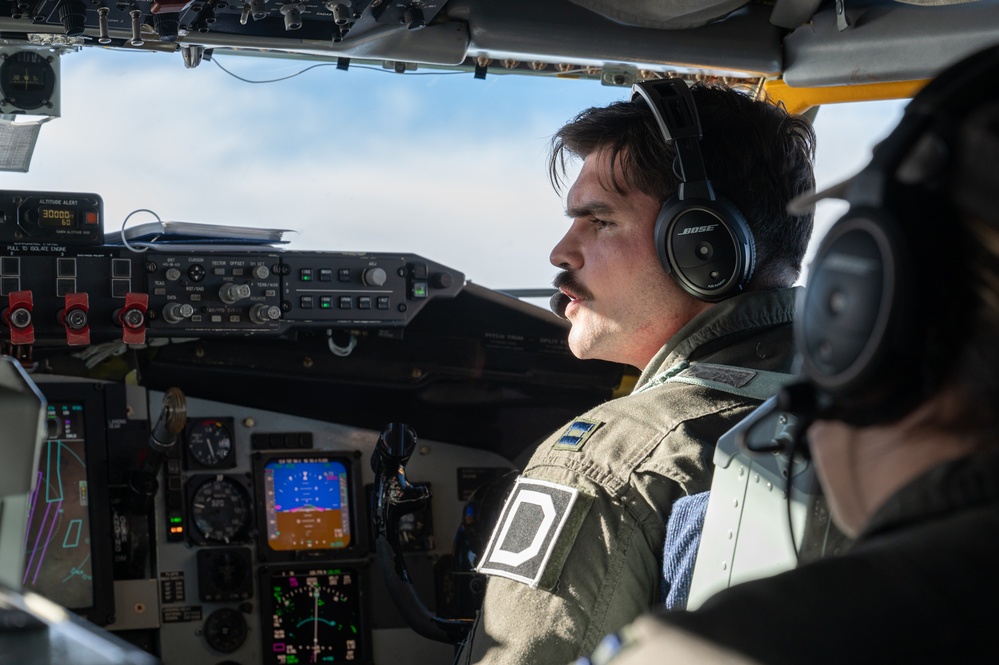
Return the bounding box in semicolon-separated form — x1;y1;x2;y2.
362;267;387;287
249;304;282;324
163;302;195;324
432;272;454;289
219;283;252;304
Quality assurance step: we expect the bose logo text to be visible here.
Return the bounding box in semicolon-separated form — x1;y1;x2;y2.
677;224;718;235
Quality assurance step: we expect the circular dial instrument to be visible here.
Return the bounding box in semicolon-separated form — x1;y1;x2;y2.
203;608;248;654
0;51;56;110
263;567;363;664
188;475;252;545
186;419;234;469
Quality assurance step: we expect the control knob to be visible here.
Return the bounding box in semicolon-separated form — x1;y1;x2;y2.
326;0;351;24
363;267;387;287
249;304;282;324
432;272;454;289
219;283;252;304
163;302;195;324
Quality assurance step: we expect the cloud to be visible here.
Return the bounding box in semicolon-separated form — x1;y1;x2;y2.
0;49;908;296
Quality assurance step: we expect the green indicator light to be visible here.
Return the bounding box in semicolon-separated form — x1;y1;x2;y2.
414;284;427;297
170;517;182;524
321;301;330;309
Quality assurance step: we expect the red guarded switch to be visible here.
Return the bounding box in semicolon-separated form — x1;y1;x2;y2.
60;292;91;346
4;290;34;346
118;293;149;345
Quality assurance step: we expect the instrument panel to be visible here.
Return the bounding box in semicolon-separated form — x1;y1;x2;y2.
3;188;626;665
0;246;463;346
24;377;519;664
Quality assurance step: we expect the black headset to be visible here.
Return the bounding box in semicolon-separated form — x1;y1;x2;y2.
790;44;999;427
632;79;755;302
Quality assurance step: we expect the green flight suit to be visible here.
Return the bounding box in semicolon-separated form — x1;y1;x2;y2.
456;287;799;665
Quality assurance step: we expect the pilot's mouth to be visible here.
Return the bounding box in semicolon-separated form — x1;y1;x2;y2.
549;288;589;320
551;272;592;319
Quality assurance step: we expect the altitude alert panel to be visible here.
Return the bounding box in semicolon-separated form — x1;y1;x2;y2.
0;48;62;116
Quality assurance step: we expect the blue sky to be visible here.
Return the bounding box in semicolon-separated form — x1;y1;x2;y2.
0;47;906;295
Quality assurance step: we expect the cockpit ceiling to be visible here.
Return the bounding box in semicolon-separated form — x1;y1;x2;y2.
0;0;998;88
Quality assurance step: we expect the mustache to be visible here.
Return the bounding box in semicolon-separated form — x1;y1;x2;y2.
552;271;594;301
549;271;593;319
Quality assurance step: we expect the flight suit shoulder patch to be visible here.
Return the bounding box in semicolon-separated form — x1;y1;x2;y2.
677;363;757;388
553;417;603;452
477;477;593;589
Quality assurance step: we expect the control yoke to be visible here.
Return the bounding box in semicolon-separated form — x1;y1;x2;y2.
371;423;473;644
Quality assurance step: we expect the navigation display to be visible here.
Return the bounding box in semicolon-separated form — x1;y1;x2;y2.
259;565;366;664
261;455;353;552
22;402;94;610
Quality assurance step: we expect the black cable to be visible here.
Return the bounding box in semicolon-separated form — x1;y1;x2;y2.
211;56;471;83
783;419;814;566
785;440;800;566
211;57;336;83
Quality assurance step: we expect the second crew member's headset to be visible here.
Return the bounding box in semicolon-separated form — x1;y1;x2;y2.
631;79;756;302
781;44;999;428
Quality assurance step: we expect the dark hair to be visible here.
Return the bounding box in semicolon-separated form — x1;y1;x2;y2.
548;82;817;289
933;104;999;444
944;214;999;446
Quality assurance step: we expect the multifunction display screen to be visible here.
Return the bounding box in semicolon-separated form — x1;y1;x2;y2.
262;456;352;552
22;402;94;610
260;566;364;664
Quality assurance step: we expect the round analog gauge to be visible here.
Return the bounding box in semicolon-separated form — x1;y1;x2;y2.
186;419;235;469
264;568;363;663
189;476;252;545
0;51;56;110
203;607;248;654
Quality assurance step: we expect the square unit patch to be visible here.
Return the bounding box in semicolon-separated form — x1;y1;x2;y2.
553;418;603;452
477;477;589;588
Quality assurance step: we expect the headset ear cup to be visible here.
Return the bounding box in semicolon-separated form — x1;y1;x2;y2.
656;195;755;302
797;210;922;425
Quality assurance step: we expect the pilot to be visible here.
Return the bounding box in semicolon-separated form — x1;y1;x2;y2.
456;81;816;664
574;44;999;665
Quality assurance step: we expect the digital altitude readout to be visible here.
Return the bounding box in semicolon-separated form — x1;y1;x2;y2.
263;458;351;551
37;206;77;228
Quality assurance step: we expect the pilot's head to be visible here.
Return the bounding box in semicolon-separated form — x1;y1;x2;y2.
547;82;816;368
792;45;999;536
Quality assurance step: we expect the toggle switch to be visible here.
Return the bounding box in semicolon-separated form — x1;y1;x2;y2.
116;293;149;344
59;292;90;346
4;290;34;346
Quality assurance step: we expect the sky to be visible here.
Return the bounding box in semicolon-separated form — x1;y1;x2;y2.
0;47;907;299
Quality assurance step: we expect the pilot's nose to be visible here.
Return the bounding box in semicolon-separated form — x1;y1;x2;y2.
550;221;583;270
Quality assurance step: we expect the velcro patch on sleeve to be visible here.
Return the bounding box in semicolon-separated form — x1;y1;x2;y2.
678;363;757;388
477;477;592;589
553;417;603;452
